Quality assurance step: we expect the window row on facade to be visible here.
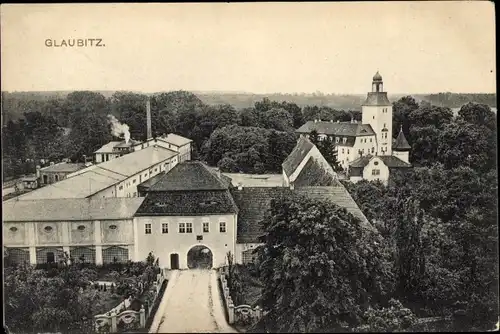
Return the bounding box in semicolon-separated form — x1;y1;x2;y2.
144;222;227;234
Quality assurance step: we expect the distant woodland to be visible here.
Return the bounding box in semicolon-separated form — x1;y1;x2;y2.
1;90;497;181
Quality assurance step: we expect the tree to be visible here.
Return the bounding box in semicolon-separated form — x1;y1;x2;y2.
308;130;320;146
257;192;394;332
111;92;149;140
392;96;419;138
408;105;453;130
354;299;417;332
456;102;496;131
317;135;342;172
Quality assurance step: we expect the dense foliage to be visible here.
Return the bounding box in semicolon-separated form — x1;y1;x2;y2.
256;193;395;332
4;254;160;333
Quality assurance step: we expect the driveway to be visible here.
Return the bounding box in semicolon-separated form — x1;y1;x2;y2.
150;269;235;333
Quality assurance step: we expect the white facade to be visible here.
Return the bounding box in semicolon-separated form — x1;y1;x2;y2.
134;214;237;269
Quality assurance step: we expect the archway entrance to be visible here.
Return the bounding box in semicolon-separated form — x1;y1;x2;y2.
187;245;213;269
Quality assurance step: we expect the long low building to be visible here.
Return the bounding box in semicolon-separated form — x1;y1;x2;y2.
3;197;145;265
8;145;179;201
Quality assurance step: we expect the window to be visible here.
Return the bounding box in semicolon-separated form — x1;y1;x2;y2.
186;223;193;233
370;138;372;142
384;123;386;128
203;222;209;233
342;148;344;154
145;224;151;234
373;116;375;119
44;226;53;232
9;226;18;232
372;169;381;176
347;149;350;154
77;225;86;231
133;179;136;184
109;225;117;230
343;137;347;144
374;161;379;166
179;223;186;233
372;147;375;153
162;223;168;234
335;137;339;143
219;222;226;233
154;168;158;172
133;192;137;197
149;169;153;175
119;185;123;190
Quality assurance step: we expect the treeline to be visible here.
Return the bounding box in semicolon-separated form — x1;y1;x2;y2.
1;91;362;179
3;91;496;122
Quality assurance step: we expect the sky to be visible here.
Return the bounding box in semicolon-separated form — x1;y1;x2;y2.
0;2;496;94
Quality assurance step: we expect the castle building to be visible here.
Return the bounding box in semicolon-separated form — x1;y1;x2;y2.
296;72;412;185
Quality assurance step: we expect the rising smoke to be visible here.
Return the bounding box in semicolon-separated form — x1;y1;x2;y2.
107;115;131;144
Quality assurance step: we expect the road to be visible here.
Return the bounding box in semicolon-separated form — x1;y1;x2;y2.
150;269;235;333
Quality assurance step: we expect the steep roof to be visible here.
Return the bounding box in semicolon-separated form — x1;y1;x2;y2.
149;161;231;192
3;197;145;222
134;190;238;216
40;162;86;173
294;158;342;187
362;92;391;106
232;185;376;243
296;121;375;137
393;129;411;151
282;136;314;177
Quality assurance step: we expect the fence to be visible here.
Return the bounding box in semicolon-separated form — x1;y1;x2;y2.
94;269;167;333
218;267;264;326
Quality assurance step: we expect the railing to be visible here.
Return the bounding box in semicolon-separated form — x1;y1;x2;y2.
218;268;264;326
94;268;167;333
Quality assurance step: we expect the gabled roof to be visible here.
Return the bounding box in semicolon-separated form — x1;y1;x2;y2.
296;121;376;137
149;161;230;192
294;158;342;187
349;154;411;168
134;190;238;216
393;129;411;151
3;198;145;222
40;162;87;173
282;136;314;177
231;185;376;243
362;92;391;106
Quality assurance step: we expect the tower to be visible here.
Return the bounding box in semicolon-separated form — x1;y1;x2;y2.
361;71;393;156
393;125;411;163
146;98;152;140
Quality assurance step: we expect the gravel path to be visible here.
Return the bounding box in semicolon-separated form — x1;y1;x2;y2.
153;269;235;333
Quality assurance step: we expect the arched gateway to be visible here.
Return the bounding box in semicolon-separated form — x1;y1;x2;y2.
187;245;213;269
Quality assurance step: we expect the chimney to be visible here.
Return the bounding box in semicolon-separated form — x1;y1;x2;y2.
146;98;152;140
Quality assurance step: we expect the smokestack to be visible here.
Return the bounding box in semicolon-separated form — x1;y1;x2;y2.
146;99;152;140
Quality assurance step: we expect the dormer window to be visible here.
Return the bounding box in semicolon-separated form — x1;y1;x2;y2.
9;226;18;232
44;226;53;232
343;137;347;144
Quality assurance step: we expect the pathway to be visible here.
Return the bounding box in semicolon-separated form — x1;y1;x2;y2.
149;269;235;333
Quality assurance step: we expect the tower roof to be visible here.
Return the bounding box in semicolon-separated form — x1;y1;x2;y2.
393;127;411;151
373;71;383;81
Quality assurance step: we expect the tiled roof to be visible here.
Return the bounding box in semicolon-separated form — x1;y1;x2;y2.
393;129;411;151
349;155;411;168
137;172;165;192
294;158;342;187
282;136;314;177
231;187;290;243
362;92;391;106
40;162;86;173
94;141;121;153
134;190;238;216
222;173;284;188
3;197;145;221
379;155;412;168
232;185;376;243
149;161;230;192
296;121;376;137
160;133;192;147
